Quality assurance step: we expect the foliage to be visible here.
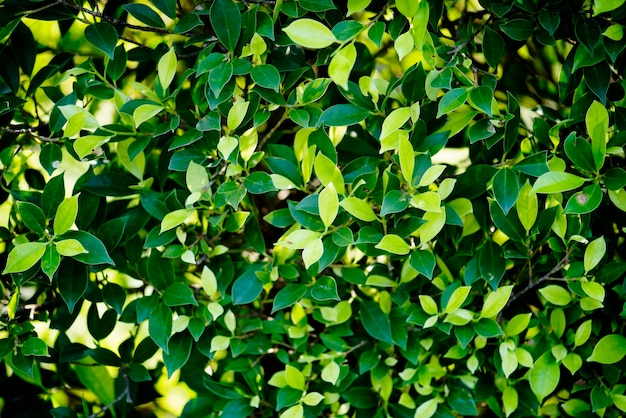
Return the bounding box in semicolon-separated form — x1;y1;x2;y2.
1;0;626;416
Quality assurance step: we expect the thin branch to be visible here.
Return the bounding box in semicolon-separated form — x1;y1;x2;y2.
257;109;290;151
0;126;62;143
505;251;572;308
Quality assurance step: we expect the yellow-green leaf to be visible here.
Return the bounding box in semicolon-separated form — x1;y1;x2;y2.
584;236;606;272
319;183;339;228
284;19;336;49
56;239;88;257
2;242;47;274
160;208;195;233
158;48;177;90
329;43;356;90
340;197;377;221
54;195;80;236
375;234;410;255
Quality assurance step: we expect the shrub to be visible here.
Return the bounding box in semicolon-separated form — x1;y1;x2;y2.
1;0;626;416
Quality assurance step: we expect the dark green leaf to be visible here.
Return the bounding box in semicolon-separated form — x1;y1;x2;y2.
410;250;436;279
57;259;88;314
17;201;46;236
272;284;307;313
584;62;611;104
500;19;533;41
84;22;118;59
163;282;199;307
149;302;172;353
152;0;176;19
468;86;493;116
60;231;114;266
604;168;626;190
360;300;394;345
488;200;525;242
311;276;340;301
196;111;221;132
210;0;241;52
564;183;602;214
42;174;65;219
244;172;277;194
492;168;519;215
39;143;62;176
512;151;549;177
479;241;506;290
251;65;281;92
575;17;601;55
232;265;264;305
102;283;126;315
320;104;370;126
482;26;505;68
122;4;165;28
163;332;192;378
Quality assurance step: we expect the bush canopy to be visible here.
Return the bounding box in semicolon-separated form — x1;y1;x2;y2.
2;0;626;417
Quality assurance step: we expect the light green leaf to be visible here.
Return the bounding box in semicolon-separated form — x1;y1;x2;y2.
586;101;608;169
539;285;572;306
160;209;195;233
417;210;446;244
581;281;605;301
531;172;586;193
210;335;231;352
347;0;371;15
321;361;340;385
285;365;305;390
505;313;531;336
280;404;304;418
594;0;626;15
444;286;471;314
158;48;177;90
302;237;324;269
284;19;336;49
398;136;415;185
609;188;626;211
584;236;606;272
319;183;339;228
503;387;518;417
314;153;345;195
529;352;560;402
186;160;210;194
587;334;626;363
74;135;110;160
278;229;322;249
227;101;249;132
340;197;377;221
410;191;441;212
302;391;325;406
133;104;164;128
380;107;412;141
418;164;446;187
481;285;513;318
55;239;88;257
574;319;592;347
375;234;410;255
329;43;356;90
517;180;538;231
54;195;79;236
419;295;438;315
395;31;414;62
239;127;258;162
415;398;439;418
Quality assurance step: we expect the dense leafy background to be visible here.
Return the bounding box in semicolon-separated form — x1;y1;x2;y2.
1;0;626;417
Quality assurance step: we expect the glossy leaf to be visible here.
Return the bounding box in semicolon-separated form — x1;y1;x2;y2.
84;22;117;59
284;19;336;49
3;242;47;274
210;0;241;52
587;334;626;363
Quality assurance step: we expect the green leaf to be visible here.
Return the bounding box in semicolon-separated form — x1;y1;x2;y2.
284;19;336;49
54;195;79;236
481;285;513;318
17;201;46;236
340;197;377;221
285;365;305;390
396;0;420;18
444;286;471;313
437;88;468;118
410;250;436;279
160;208;194;233
380;107;413;141
314;153;345;194
501;19;533;41
529;352;560;401
22;337;49;357
163;333;192;378
594;0;626;15
417;210;446;244
210;0;241;52
58;260;88;314
41;245;60;281
102;283;125;315
539;285;572;306
468;86;493;116
311;276;340;301
74;364;115;406
584;236;606;272
320;104;370;126
587;334;626;363
531;172;586;193
479;240;506;289
319;183;339;228
60;231;114;266
3;242;47;274
163;283;199;307
272;285;307;313
122;4;165;28
84;22;118;59
149;302;172;353
158;48;177;90
232;265;264;305
483;26;505;68
419;295;438;315
398;136;414;184
564;133;596;173
360;300;394;345
505;313;531;336
492;168;519;215
280;404;304;418
375;234;410;255
586;100;608;170
564;183;602;214
329;43;356;90
517;180;538;231
302;237;324;269
251;65;281;92
55;239;88;257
